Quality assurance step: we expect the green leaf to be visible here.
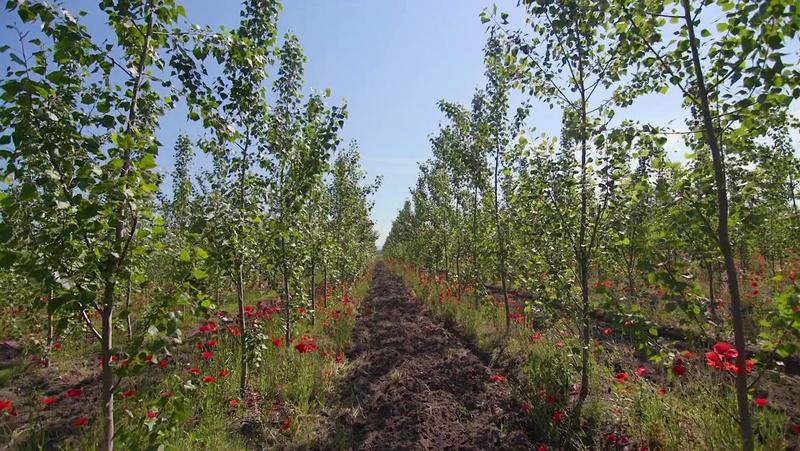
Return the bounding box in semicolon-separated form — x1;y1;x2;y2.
179;250;191;262
191;268;208;280
195;246;208;259
138;154;157;170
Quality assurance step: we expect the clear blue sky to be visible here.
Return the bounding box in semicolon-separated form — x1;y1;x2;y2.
8;2;794;247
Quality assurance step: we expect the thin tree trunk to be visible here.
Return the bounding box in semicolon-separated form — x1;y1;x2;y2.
323;266;328;308
472;185;480;308
494;143;510;331
455;195;463;302
576;47;591;406
681;2;753;448
237;263;248;398
125;275;133;341
282;238;292;343
100;286;115;451
310;259;316;326
42;287;54;368
789;174;799;221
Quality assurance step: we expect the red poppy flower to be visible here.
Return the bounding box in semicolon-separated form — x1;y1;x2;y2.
545;394;557;405
244;305;255;317
706;343;753;374
705;351;723;369
335;353;344;364
146;410;159;419
754;398;768;407
536;445;549;451
614;372;629;384
280;418;291;431
555;341;565;348
228;327;241;337
272;338;283;348
603;327;613;336
606;433;617;443
72;416;89;427
552;410;566;423
157;358;169;369
206;339;218;348
229;399;240;409
144;354;153;363
188;367;201;376
530;332;542;341
194;343;204;350
218;369;230;377
295;335;317;354
52;342;63;351
490;374;507;383
42;395;59;406
122;390;136;399
201;351;213;361
521;402;530;413
160;391;174;398
297;307;306;316
672;359;686;376
66;387;83;398
657;387;668;396
712;342;739;359
203;375;215;383
635;366;649;377
199;321;218;333
0;400;13;411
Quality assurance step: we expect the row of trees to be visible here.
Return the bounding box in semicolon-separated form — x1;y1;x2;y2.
0;0;378;449
384;1;799;449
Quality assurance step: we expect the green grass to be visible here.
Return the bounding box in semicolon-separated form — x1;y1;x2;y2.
390;262;797;450
1;269;374;450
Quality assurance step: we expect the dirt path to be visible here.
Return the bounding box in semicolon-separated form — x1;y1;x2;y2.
320;262;532;450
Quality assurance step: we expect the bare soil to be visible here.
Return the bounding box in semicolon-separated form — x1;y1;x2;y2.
318;262;533;450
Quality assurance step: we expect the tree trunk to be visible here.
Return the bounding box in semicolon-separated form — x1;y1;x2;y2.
282;238;292;343
45;288;54;368
681;2;753;448
494;143;510;331
310;259;316;326
125;275;133;341
237;263;248;398
323;266;328;308
101;285;115;451
576;46;591;406
472;185;480;308
789;174;799;235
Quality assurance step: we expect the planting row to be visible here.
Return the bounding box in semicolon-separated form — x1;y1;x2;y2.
383;1;799;449
0;0;379;449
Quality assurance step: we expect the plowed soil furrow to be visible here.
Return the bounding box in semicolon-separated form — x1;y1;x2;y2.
323;262;531;450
